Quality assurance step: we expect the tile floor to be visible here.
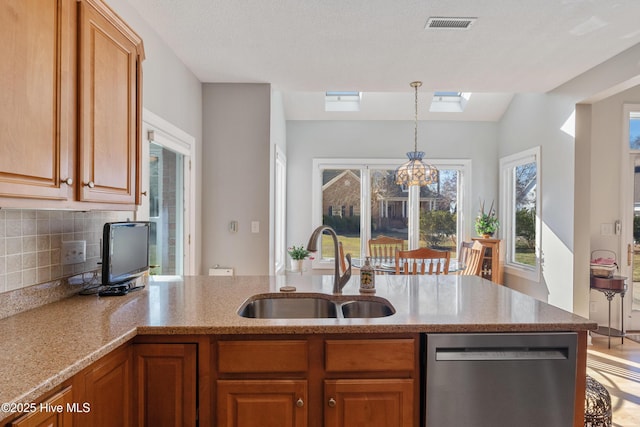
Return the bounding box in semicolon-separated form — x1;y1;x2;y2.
587;333;640;426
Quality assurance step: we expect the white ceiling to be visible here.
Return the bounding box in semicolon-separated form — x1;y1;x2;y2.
123;0;640;121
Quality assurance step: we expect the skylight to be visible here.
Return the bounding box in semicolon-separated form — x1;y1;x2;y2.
325;91;361;112
430;92;472;113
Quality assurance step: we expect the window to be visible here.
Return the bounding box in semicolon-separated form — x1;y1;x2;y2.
320;168;362;259
273;146;286;274
630;111;640;150
312;159;470;267
499;147;541;280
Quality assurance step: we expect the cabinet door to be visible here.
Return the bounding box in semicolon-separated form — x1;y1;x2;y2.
133;343;197;427
217;380;307;427
0;0;73;201
77;0;141;204
75;345;132;427
324;379;414;427
9;387;73;427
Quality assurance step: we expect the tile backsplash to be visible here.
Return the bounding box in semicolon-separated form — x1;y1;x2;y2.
0;209;131;293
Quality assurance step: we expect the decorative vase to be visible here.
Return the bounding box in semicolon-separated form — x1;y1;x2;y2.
359;257;375;292
291;259;304;272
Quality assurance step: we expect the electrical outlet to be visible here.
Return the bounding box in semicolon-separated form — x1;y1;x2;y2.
251;221;260;233
590;301;597;313
62;240;86;265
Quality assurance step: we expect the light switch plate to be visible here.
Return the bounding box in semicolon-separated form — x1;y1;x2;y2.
251;221;259;233
600;223;614;236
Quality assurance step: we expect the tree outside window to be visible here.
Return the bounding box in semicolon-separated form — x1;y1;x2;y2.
500;147;541;280
514;162;537;266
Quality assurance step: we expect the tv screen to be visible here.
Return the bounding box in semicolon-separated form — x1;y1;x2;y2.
102;221;150;287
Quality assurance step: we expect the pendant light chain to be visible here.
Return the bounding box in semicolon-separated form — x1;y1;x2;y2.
395;80;438;187
413;81;419;153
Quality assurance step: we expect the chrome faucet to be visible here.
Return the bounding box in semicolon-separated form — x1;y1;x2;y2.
306;225;352;294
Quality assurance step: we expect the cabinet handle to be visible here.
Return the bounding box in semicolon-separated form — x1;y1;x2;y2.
296;398;304;408
84;181;95;188
328;398;336;408
61;177;73;185
141;191;148;196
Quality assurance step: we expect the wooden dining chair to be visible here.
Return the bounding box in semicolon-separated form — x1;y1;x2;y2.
338;241;347;274
458;241;474;269
459;241;485;276
368;235;404;264
395;248;450;275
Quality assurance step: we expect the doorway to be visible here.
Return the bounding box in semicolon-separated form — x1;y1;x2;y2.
138;109;196;276
620;105;640;330
148;143;184;275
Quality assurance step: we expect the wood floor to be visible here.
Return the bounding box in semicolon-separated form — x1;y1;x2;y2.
587;333;640;426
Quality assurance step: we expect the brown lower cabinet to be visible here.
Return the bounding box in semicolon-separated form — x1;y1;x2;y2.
324;379;414;427
4;334;418;427
9;387;74;427
214;334;419;427
217;380;308;427
73;344;133;427
133;343;198;427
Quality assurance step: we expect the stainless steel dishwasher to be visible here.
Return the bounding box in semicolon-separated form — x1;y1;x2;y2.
424;332;577;427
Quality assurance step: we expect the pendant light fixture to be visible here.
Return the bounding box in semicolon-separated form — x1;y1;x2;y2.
395;81;438;187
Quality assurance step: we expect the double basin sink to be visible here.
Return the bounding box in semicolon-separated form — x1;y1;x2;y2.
238;293;395;319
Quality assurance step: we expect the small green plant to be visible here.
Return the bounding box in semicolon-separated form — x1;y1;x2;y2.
475;200;499;236
288;245;311;260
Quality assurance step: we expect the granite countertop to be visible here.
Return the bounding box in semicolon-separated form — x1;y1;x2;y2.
0;274;596;420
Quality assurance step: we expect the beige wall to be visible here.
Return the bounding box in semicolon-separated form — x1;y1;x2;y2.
574;104;592;318
201;83;271;275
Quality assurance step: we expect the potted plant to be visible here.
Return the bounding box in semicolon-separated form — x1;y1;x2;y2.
475;200;499;238
288;245;311;272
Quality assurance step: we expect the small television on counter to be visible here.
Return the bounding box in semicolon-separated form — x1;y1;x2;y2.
101;221;150;292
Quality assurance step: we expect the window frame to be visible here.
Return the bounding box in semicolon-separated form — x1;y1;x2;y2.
499;146;541;281
311;158;471;269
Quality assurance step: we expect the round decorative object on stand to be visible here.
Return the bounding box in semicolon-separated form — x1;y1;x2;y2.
584;375;612;427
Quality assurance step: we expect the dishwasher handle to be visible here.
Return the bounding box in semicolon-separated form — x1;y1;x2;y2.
435;347;568;361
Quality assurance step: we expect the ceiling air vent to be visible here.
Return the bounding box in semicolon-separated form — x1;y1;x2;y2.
425;17;477;30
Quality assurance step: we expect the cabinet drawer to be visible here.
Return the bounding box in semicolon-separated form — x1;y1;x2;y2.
325;339;415;373
218;340;308;373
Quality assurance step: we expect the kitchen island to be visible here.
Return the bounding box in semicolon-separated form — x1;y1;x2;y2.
0;274;596;426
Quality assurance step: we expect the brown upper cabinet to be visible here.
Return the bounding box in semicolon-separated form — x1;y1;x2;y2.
0;0;75;202
78;0;143;205
0;0;144;209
